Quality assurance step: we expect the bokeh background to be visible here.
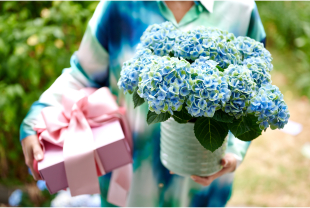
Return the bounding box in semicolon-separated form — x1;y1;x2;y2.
0;1;310;207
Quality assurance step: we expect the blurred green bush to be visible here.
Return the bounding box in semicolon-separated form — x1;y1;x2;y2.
0;2;98;188
257;1;310;97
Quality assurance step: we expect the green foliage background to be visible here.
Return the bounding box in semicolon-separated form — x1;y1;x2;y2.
256;1;310;97
0;0;98;188
0;1;309;206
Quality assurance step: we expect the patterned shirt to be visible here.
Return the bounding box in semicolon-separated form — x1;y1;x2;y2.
20;1;266;206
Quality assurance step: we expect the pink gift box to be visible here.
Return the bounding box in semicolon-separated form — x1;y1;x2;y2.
38;120;132;194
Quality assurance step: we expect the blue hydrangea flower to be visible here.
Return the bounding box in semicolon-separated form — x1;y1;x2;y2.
118;22;289;132
137;56;192;115
117;48;156;94
223;64;257;119
243;57;272;88
140;22;179;56
248;84;290;130
174;27;241;68
233;36;273;70
185;57;231;117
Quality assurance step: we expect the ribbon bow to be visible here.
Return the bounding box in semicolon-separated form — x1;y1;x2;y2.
35;87;132;207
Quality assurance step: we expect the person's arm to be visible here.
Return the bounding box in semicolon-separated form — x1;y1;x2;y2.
20;1;111;180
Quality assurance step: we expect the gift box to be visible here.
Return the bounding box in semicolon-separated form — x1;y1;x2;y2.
38;119;132;194
33;87;133;207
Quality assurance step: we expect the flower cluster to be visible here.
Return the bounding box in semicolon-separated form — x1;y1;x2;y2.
140;22;179;56
140;23;242;69
117;48;155;94
247;84;290;130
233;36;273;70
137;56;191;115
174;27;241;68
223;65;257;119
118;22;290;133
243;57;272;88
185;57;231;117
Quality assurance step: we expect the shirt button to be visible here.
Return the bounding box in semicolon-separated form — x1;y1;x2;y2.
158;183;164;188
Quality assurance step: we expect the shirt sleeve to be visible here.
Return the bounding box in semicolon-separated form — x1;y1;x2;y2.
20;1;111;141
226;132;251;168
246;3;266;43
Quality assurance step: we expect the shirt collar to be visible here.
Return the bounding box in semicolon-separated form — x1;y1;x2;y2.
199;0;214;13
157;1;214;27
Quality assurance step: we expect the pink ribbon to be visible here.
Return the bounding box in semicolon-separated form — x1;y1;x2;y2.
34;87;133;207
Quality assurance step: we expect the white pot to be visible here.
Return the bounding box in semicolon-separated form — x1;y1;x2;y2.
160;118;227;177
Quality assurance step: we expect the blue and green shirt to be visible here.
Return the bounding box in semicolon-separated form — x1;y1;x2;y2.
20;1;266;206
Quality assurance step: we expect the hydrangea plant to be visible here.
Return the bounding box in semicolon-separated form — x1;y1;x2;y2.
117;22;290;152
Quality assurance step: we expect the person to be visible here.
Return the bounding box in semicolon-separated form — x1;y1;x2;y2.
20;1;266;206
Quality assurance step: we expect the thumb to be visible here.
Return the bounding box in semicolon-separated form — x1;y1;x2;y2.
221;154;233;168
32;143;44;162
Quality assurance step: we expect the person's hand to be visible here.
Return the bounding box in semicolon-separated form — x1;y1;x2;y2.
21;135;44;180
190;153;237;186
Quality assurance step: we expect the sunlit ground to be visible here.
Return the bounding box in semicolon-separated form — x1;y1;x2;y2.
227;49;310;207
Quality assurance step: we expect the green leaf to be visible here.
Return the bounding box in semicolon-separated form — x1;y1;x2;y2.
194;117;229;152
173;106;193;121
147;111;170;125
216;65;224;72
172;115;188;123
212;110;234;123
227;117;250;137
238;115;262;141
238;130;261;141
133;87;145;108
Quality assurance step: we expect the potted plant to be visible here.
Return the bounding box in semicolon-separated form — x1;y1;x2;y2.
118;22;290;176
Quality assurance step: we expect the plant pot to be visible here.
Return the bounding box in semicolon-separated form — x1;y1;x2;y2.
160;118;227;177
